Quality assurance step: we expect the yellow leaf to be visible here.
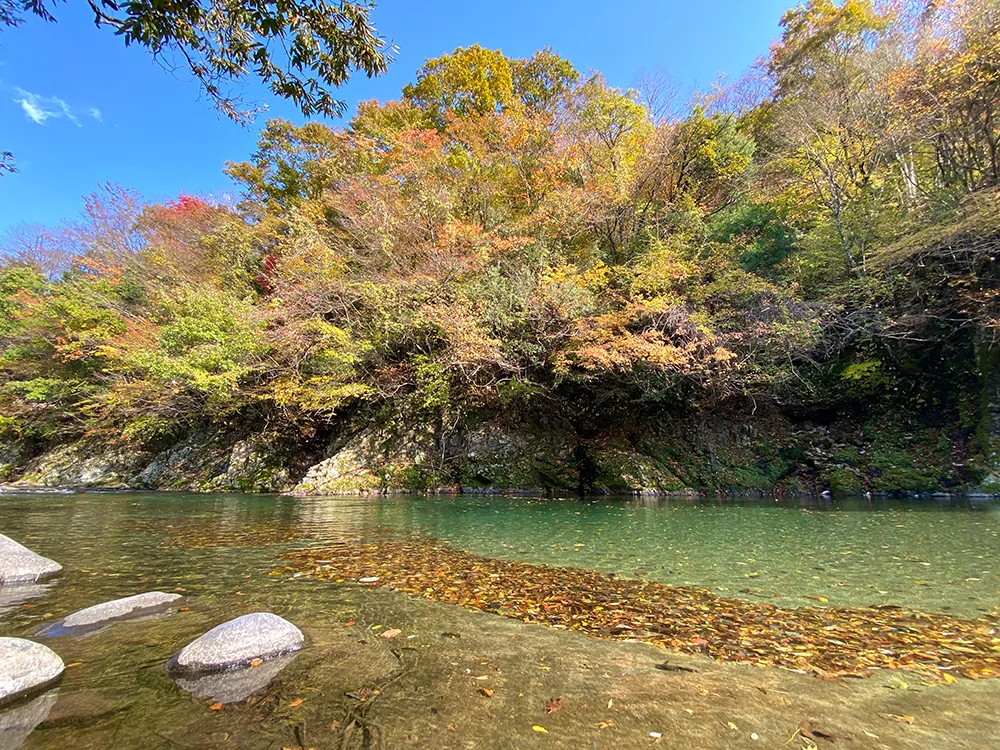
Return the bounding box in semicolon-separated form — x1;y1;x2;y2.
532;725;549;733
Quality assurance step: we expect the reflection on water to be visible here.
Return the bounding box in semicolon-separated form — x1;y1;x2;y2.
0;491;996;748
0;690;57;750
172;652;299;704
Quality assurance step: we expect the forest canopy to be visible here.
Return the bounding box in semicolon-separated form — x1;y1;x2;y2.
1;0;998;483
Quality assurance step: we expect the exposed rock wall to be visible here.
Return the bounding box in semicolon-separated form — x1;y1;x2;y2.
0;405;989;496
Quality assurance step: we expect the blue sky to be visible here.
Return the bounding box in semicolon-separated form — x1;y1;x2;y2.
0;0;793;232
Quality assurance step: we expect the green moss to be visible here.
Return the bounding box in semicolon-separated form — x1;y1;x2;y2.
827;466;862;493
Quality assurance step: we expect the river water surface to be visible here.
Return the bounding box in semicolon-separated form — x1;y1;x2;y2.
0;492;998;748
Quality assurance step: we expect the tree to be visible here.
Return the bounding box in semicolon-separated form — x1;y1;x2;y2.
403;46;577;123
1;0;392;171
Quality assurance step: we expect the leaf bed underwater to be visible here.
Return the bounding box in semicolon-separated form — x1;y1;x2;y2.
283;536;1000;682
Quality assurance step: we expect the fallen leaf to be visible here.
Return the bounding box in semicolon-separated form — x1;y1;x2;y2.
806;595;829;603
594;721;615;729
210;703;223;711
479;687;495;697
727;721;739;730
887;714;915;724
288;698;304;708
381;628;402;639
532;725;549;733
544;697;564;714
344;621;355;627
250;658;263;667
65;662;82;669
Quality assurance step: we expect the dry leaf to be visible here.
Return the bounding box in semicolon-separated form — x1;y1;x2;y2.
210;703;223;711
250;658;263;667
479;687;495;697
381;628;402;639
288;698;304;708
544;697;564;713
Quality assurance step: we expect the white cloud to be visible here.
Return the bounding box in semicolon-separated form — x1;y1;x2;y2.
12;88;95;127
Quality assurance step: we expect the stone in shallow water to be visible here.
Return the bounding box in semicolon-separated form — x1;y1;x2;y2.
0;639;64;706
0;689;58;750
168;613;304;673
40;592;184;637
0;535;61;586
172;652;298;704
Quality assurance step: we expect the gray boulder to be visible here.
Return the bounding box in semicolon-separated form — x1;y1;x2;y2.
0;689;58;750
41;592;184;637
0;536;61;586
168;613;303;673
172;652;298;703
0;639;64;706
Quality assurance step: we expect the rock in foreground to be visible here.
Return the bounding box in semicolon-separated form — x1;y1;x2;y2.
41;592;184;637
0;535;61;586
0;639;64;706
167;613;303;673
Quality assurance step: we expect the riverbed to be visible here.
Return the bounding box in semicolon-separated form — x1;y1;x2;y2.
0;492;998;749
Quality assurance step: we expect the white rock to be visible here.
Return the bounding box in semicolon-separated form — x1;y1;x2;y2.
42;592;183;636
0;639;64;706
168;613;303;673
0;535;61;586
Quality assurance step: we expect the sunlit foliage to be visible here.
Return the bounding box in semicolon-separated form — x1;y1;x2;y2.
2;4;999;464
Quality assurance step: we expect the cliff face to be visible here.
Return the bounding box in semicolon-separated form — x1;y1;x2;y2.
0;402;988;496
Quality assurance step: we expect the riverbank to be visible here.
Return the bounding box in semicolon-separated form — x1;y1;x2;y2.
2;402;996;497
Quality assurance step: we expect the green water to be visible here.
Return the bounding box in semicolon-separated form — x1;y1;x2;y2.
366;494;1000;616
0;491;998;748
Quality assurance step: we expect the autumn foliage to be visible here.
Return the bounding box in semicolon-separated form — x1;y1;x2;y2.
1;1;999;483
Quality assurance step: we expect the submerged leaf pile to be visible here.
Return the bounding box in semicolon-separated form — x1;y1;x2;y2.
284;536;1000;680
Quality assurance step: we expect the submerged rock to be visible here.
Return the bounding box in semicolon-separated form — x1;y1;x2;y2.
0;689;58;750
0;535;61;586
40;592;183;637
167;613;304;673
172;652;298;704
0;639;64;706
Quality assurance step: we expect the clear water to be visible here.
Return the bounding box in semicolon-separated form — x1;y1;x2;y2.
366;494;1000;617
0;491;998;748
